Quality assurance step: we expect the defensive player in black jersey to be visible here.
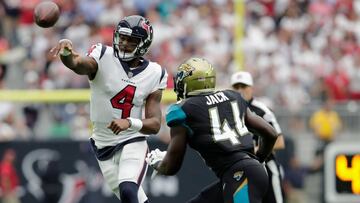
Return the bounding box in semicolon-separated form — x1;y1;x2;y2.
146;58;278;203
231;71;285;203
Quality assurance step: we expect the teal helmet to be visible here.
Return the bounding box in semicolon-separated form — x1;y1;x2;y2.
174;57;216;100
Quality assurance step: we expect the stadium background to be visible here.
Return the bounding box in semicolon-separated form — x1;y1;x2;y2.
0;0;360;203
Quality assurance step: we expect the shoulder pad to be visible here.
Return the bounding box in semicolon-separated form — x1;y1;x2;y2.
166;104;186;127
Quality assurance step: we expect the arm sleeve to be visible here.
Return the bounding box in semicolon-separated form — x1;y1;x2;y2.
86;43;103;63
263;109;282;135
152;67;168;92
166;104;186;127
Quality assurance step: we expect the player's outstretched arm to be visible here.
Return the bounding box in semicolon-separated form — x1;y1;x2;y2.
245;108;278;162
153;126;188;175
50;39;98;78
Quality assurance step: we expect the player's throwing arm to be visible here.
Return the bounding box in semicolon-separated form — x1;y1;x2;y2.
50;39;98;77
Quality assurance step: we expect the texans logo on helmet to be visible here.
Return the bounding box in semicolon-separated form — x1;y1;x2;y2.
141;21;150;33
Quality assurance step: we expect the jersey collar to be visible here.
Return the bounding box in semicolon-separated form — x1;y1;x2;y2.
119;58;149;78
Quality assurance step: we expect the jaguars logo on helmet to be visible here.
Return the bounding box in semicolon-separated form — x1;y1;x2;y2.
174;58;216;100
113;15;153;61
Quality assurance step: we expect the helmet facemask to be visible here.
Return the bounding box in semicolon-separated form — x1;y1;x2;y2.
174;70;191;101
113;28;141;61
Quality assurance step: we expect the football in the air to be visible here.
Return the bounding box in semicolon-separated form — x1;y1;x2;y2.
33;1;60;28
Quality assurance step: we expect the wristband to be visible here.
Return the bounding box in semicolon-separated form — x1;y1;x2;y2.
127;117;143;132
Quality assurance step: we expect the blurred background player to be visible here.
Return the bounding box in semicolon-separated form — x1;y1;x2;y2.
231;71;285;203
146;58;278;203
0;149;20;203
40;159;63;203
309;98;342;203
309;98;342;156
50;15;168;203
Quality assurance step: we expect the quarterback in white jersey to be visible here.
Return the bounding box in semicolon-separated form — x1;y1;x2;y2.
88;42;167;148
51;15;167;203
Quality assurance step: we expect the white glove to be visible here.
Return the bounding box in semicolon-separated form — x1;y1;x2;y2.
146;149;167;169
146;149;167;179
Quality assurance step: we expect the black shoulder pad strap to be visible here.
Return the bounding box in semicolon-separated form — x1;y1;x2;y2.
99;44;107;60
159;68;166;84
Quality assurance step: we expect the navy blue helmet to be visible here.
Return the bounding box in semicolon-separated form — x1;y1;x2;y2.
113;15;153;61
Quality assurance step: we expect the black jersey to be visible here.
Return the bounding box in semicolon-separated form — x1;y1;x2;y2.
166;90;255;177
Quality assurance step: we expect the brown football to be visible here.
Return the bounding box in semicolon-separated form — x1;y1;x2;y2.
33;1;60;28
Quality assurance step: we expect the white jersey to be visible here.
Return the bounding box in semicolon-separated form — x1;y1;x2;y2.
87;43;168;148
